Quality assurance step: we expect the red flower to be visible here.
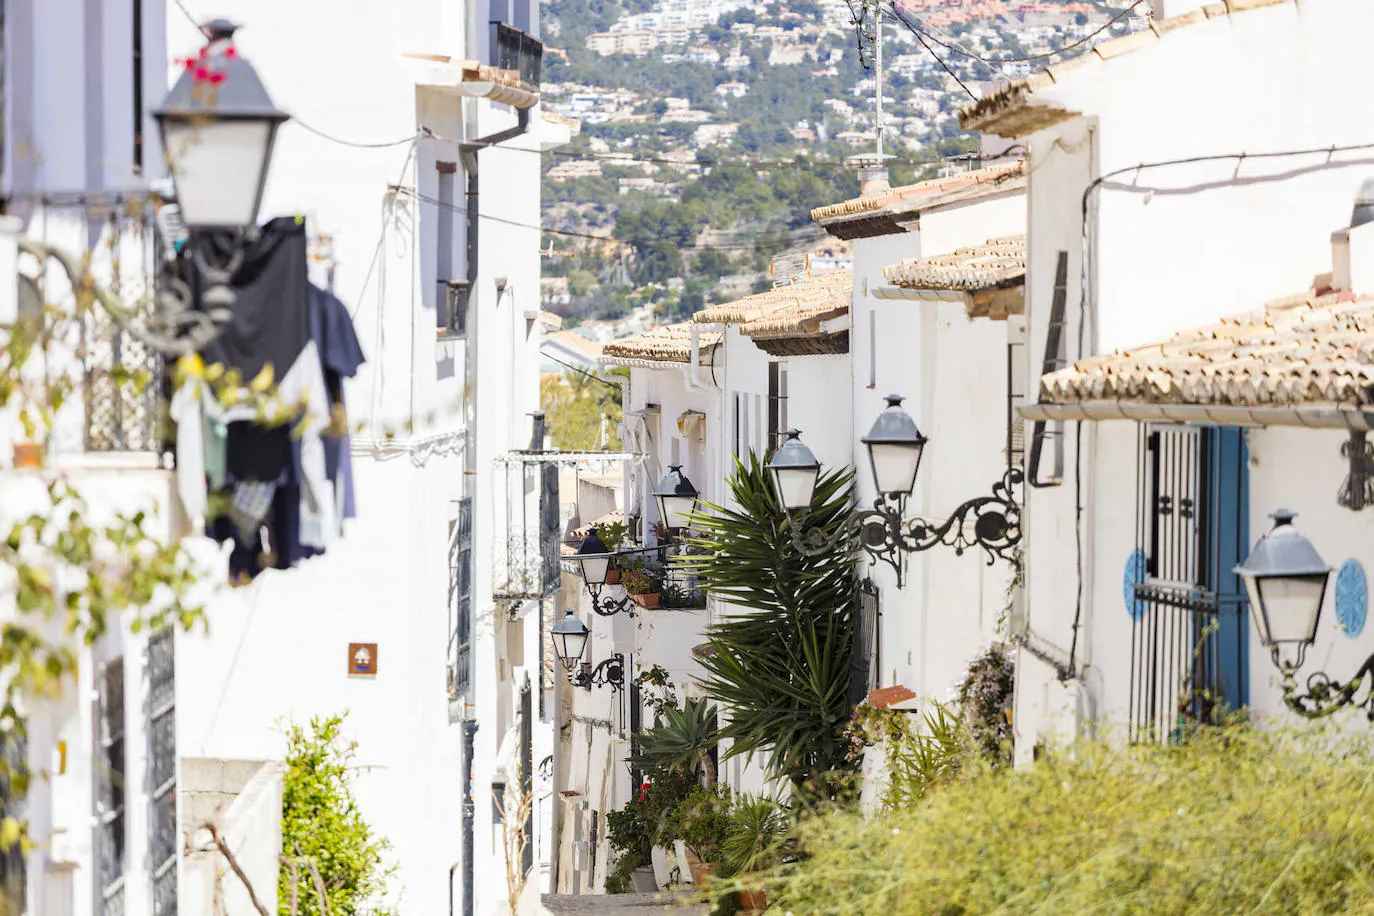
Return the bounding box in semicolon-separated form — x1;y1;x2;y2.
224;46;238;59
209;72;226;85
194;67;210;82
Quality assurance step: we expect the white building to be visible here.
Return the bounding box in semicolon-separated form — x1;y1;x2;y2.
963;0;1374;758
163;1;567;914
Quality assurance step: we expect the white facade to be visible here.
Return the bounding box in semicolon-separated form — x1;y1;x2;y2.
973;0;1374;760
162;1;561;913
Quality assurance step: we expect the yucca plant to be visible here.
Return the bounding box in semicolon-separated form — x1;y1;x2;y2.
678;452;858;793
720;794;790;878
630;697;720;785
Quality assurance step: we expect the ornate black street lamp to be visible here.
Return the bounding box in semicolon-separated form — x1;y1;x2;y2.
1235;511;1373;720
550;611;624;693
574;531;635;618
150;19;290;351
653;466;700;532
766;395;1022;586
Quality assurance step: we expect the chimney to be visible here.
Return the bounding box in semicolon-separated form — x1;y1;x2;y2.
1346;177;1374;297
857;164;890;196
529;411;547;452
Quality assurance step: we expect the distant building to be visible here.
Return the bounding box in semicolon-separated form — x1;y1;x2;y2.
715;81;749;98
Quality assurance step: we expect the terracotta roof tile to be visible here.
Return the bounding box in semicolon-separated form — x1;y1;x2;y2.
809;162;1025;226
884;235;1026;292
693;269;853;326
1040;289;1374;408
600;322;722;365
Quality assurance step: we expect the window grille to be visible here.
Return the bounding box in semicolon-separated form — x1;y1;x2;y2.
1130;425;1250;743
148;629;177;916
96;659;126;916
450;498;475;705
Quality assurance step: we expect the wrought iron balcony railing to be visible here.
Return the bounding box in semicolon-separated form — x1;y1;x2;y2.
490;21;543;88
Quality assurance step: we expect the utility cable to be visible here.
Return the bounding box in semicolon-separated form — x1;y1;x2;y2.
890;0;1152;66
542;351;623;392
171;0;210;37
291;119;417;149
894;9;977;101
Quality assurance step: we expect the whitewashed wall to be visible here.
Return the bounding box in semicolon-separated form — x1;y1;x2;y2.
1000;0;1374;759
168;0;551;912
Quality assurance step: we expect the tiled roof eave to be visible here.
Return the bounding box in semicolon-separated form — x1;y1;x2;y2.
958;0;1296;138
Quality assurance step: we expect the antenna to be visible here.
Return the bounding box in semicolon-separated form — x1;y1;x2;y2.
846;0;895;192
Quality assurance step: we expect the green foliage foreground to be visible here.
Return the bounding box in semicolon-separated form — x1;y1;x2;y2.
760;725;1374;915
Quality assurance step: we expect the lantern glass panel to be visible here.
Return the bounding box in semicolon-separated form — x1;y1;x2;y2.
161;119;274;229
867;441;923;497
579;554;611;587
771;466;819;513
1255;573;1328;645
658;494;698;532
553;627;588;667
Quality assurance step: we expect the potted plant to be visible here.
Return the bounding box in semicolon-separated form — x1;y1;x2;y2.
659;582;695;610
667;784;731;887
593;520;630;584
720;795;789;911
623;568;661;608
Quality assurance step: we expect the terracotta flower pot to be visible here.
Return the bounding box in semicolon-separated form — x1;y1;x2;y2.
631;592;660;609
686;858;714;886
605;567;623;585
12;442;43;470
738;887;768;910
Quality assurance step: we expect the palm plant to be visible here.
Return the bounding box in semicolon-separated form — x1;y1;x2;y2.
720;794;789;877
678;452;858;792
631;698;720;785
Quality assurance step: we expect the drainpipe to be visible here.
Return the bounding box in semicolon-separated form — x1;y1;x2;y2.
684;323;720;392
461;719;479;916
456;103;529;916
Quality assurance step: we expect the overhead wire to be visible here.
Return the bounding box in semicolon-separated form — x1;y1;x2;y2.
891;7;977;101
891;0;1153;66
400;188;831;252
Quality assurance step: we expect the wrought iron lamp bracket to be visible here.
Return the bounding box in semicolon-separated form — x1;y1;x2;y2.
857;467;1024;578
570;653;625;693
1278;651;1374;721
585;583;636;619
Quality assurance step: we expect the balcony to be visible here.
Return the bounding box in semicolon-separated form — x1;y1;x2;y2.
493;459;560;601
490;21;543;90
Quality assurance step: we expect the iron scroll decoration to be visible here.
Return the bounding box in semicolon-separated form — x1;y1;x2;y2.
1279;655;1374;722
856;466;1024;576
786;467;1024;580
570;653;625;693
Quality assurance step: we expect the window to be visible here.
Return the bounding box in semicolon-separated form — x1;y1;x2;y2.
148;630;177;916
133;0;144;173
1027;251;1069;487
436;163;470;338
767;362;788;454
1129;425;1250;743
450;498;475;702
96;659;126;916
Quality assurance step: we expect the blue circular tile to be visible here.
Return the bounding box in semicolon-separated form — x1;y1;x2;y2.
1335;559;1366;638
1124;549;1147;621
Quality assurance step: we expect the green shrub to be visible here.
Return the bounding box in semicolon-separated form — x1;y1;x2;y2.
760;724;1374;915
279;714;396;915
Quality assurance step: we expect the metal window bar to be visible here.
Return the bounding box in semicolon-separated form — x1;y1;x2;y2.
519;680;533;877
1129;425;1248;743
1027;251;1069;487
96;659;126;916
450;498;475;704
147;629;177;916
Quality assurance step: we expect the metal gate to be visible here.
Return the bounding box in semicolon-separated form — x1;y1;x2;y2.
1130;426;1249;743
96;658;126;916
848;581;880;708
